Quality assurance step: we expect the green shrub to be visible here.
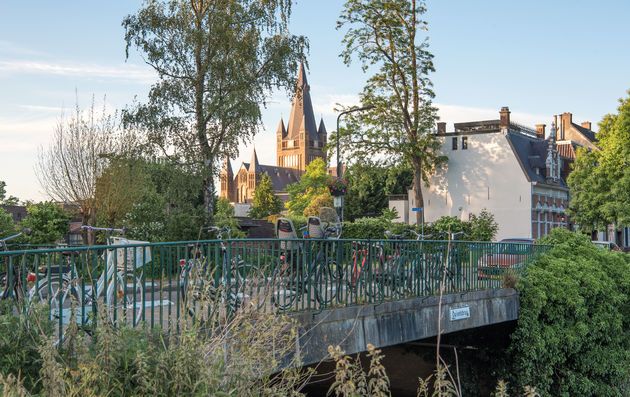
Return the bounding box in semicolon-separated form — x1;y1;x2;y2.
508;228;630;395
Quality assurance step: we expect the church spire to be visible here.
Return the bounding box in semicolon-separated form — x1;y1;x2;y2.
249;148;262;173
221;156;233;176
287;60;318;141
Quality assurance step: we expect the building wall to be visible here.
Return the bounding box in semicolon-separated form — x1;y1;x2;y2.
416;131;532;241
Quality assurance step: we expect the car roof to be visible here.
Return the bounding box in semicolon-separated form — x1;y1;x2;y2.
500;238;535;243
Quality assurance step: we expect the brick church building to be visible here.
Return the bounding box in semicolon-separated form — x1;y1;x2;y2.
220;61;328;204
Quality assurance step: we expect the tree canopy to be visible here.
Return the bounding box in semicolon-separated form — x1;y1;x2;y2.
336;0;446;225
285;158;331;215
19;202;71;245
123;0;307;216
0;181;19;206
249;174;283;219
568;90;630;233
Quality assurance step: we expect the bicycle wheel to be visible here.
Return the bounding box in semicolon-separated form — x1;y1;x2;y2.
32;279;66;317
234;262;268;312
314;258;339;306
107;271;144;326
270;262;299;311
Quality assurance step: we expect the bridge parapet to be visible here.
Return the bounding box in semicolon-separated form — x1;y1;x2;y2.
293;288;520;366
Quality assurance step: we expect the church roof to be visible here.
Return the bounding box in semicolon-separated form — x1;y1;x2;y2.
286;61;320;141
277;118;287;138
318;117;327;136
259;165;300;191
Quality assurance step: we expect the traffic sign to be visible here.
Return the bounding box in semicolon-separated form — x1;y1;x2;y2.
411;207;423;211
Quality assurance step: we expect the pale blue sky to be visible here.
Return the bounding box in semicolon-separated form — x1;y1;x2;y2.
1;1;629;201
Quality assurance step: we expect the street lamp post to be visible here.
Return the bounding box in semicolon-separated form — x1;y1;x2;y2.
335;105;374;223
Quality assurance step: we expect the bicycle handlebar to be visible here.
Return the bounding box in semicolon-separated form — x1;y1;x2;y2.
201;226;231;239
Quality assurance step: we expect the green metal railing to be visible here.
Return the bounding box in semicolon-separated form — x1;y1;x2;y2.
0;238;551;342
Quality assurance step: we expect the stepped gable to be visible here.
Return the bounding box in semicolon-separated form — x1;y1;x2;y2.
287;61;319;141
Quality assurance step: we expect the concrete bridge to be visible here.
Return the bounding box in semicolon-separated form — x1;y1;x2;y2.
293;288;519;365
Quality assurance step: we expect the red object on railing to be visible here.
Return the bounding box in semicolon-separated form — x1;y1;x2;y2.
179;259;186;267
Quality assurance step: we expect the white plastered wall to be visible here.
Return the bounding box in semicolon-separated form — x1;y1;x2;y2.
410;131;532;241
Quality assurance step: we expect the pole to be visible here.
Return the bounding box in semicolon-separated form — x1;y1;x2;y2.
421;209;424;237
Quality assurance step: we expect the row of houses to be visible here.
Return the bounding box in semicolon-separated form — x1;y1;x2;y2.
390;107;627;246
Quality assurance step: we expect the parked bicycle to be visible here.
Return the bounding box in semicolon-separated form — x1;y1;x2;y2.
271;217;339;311
58;226;148;328
0;228;68;313
179;226;265;321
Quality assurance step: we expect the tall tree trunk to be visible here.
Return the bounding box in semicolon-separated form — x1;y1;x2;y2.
203;160;215;218
412;158;424;226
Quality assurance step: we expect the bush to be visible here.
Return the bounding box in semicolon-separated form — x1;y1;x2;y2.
507;228;630;395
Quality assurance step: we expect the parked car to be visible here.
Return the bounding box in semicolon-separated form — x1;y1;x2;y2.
477;238;535;280
591;241;620;251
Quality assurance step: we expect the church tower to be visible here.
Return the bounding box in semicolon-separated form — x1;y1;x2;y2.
219;157;235;202
277;61;327;175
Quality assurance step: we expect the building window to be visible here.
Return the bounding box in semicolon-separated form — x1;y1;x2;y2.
462;137;468;150
452;137;458;150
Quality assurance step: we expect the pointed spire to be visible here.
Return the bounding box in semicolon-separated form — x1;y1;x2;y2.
276;118;287;137
318;117;327;136
221;156;233;176
287;60;318;141
249;148;262;173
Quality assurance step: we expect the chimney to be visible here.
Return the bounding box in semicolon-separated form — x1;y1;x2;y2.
560;112;572;140
535;124;546;139
436;122;446;135
499;107;510;129
581;121;592;130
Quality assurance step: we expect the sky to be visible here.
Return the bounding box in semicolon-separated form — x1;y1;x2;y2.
1;0;629;202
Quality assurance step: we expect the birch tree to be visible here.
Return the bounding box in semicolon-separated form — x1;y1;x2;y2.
123;0;307;216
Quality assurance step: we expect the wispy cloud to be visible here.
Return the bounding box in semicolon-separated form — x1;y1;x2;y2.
0;40;43;56
17;104;65;113
0;60;155;83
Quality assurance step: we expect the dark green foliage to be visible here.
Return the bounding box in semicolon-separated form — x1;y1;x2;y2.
0;209;16;240
249;175;283;219
18;202;71;245
123;190;167;242
508;228;630;395
0;181;19;206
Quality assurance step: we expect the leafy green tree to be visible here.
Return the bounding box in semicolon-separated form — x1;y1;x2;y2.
568;91;630;233
0;208;16;239
249;175;283;219
285;158;331;215
467;209;499;241
123;0;307;216
508;228;630;395
343;161;388;220
123;190;167;241
0;181;19;206
18;202;71;245
337;0;447;226
95;157;153;227
302;192;333;217
213;197;245;238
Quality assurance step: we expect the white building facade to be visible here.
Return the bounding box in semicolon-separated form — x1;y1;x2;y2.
392;107;570;241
